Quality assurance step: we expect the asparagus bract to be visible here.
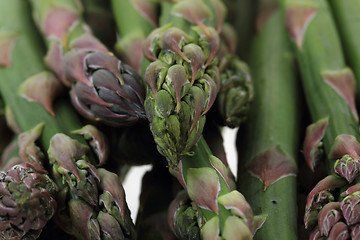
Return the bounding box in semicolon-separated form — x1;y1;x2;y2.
111;0;157;74
280;0;360;238
30;0;146;127
237;2;299;239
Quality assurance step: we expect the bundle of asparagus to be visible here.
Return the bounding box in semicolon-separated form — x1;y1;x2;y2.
3;0;360;239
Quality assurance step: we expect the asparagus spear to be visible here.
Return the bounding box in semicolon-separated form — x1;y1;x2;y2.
328;0;360;93
0;0;136;238
237;1;300;239
30;0;146;127
143;0;223;166
279;0;360;238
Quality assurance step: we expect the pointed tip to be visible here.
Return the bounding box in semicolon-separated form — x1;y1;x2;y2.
19;71;64;116
285;3;317;49
0;31;19;67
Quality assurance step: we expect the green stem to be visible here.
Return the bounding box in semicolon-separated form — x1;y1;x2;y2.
237;4;299;239
329;0;360;95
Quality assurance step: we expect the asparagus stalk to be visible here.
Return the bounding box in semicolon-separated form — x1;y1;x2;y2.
136;164;178;240
328;0;360;93
0;0;136;238
237;2;300;239
111;0;157;74
30;0;146;127
279;0;360;238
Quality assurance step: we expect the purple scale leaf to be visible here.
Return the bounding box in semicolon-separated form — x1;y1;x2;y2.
17;123;46;173
19;71;65;116
340;192;360;226
97;211;125;239
329;134;360;160
303;118;329;171
211;0;226;33
251;215;267;235
85;51;122;82
72;125;109;166
183;43;205;85
0;31;18;67
68;199;99;240
167;65;189;113
91;69;124;98
62;50;90;85
222;216;252;240
98;169;127;219
43;7;79;40
48;133;89;181
143;27;164;61
328;222;349;240
318;202;342;236
188;86;205;135
255;1;278;33
342;183;360;197
217;190;254;230
161;28;191;63
131;0;158;27
44;42;69;86
201;73;219;115
70;87;96;119
247;146;297;190
209;155;234;190
117;36;144;74
198;28;220;67
306;175;346;212
171;0;212;35
323;68;358;121
144;61;168;97
351;224;360;240
186;167;220;214
201;216;219;240
74;82;112;107
309;228;325;240
69;34;108;52
285;2;317;49
334;155;360;183
169;161;187;190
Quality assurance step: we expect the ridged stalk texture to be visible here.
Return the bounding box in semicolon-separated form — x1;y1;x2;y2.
237;3;299;239
30;0;146;127
329;0;360;94
280;0;360;238
0;0;136;239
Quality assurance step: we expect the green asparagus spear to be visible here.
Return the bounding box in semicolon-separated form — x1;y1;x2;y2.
279;0;360;238
328;0;360;94
237;2;300;239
